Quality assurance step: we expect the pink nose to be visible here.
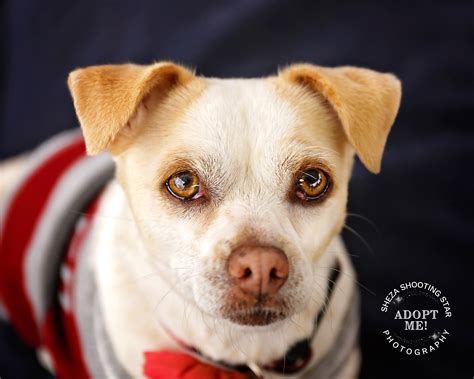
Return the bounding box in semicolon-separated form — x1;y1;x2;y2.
227;246;289;297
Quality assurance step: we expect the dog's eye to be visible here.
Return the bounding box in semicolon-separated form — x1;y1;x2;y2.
295;169;330;201
165;171;202;201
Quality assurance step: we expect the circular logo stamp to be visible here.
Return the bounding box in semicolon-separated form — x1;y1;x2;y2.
380;281;452;356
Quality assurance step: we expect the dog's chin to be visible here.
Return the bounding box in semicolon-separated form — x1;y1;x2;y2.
215;287;293;326
226;308;287;326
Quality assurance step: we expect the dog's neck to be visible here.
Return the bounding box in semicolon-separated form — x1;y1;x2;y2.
92;181;356;377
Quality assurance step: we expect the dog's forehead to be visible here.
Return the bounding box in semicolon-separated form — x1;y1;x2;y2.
182;79;295;144
175;78;342;164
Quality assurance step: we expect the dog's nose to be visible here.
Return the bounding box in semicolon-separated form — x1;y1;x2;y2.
227;246;289;297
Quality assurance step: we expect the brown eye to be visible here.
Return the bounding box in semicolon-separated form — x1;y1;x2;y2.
296;169;330;201
165;170;202;201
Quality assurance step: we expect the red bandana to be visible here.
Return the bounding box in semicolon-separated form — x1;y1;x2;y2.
144;351;249;379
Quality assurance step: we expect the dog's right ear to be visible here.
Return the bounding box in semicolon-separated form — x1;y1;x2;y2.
68;62;194;155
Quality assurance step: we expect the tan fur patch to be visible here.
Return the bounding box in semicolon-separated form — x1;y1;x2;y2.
68;62;196;155
110;78;207;155
279;64;401;173
271;76;347;151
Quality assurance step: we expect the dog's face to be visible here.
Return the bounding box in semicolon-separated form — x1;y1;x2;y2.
68;62;400;327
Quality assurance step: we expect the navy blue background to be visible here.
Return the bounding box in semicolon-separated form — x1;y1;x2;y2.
1;1;473;378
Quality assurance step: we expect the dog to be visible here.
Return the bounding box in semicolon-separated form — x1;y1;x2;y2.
0;62;401;378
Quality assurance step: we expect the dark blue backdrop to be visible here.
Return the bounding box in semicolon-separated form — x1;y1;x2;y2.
1;1;473;378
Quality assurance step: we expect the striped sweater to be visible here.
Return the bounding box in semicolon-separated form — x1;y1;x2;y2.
0;130;359;379
0;130;118;378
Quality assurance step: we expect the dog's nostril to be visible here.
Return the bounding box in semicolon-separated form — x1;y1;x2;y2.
243;267;252;278
270;267;278;279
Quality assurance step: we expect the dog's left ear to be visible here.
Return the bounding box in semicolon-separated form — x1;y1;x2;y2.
280;64;401;173
68;62;194;155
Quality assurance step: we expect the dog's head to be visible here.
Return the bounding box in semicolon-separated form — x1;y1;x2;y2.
68;62;400;327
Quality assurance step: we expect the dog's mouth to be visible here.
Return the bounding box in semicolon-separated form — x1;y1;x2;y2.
226;307;287;326
217;282;292;326
219;294;290;326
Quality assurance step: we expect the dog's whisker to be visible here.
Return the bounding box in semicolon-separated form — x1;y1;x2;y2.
345;253;360;258
326;250;361;258
287;315;306;335
343;224;375;255
152;287;174;315
311;278;335;320
313;271;376;296
346;212;380;234
311;279;339;336
199;307;213;333
278;326;287;375
325;278;351;309
182;296;191;335
212;318;228;346
228;327;249;359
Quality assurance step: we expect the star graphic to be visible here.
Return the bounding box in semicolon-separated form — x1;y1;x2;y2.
393;295;403;303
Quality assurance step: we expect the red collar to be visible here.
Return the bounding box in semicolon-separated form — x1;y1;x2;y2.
144;260;341;378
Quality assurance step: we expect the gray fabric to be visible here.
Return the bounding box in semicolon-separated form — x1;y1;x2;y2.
75;229;131;379
0;129;84;324
25;152;115;326
0;130;83;228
